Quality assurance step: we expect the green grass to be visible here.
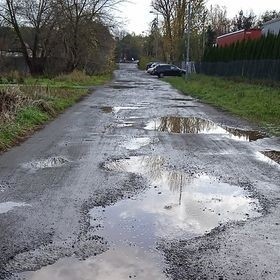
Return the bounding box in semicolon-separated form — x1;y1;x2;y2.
0;71;112;151
164;74;280;135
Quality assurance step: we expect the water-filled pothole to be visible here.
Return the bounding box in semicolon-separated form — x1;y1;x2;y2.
261;150;280;164
121;137;158;150
145;116;266;141
21;156;261;280
22;157;69;170
22;246;167;280
0;201;30;214
102;156;261;239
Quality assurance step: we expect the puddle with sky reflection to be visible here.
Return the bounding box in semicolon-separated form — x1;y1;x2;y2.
22;156;261;280
145;116;267;141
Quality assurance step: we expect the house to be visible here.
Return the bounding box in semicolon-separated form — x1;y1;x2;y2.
216;29;262;47
262;18;280;36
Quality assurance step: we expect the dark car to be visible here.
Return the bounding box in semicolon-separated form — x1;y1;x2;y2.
153;64;186;78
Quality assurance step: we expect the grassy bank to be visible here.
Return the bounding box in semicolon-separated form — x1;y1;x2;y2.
0;71;111;152
165;75;280;135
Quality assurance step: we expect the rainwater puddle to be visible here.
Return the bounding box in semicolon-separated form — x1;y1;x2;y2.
0;201;30;214
110;85;137;89
22;157;69;171
121;137;158;150
113;106;144;113
261;150;280;164
100;106;113;113
102;156;261;240
22;246;167;280
256;152;280;167
145;116;266;141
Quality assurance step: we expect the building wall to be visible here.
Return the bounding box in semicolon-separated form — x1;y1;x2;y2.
262;19;280;35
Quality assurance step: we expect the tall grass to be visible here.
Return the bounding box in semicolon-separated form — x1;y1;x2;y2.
165;75;280;135
0;70;112;151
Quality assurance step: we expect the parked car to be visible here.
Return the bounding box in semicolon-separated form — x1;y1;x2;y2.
153;64;186;78
147;62;161;74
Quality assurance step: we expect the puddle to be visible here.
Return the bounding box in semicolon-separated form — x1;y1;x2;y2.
256;152;280;166
145;117;266;141
0;201;30;214
100;106;113;113
22;246;167;280
22;157;69;170
169;98;195;102
121;137;158;150
21;157;261;280
261;150;280;164
110;85;137;89
113;106;143;113
103;156;261;239
115;122;135;128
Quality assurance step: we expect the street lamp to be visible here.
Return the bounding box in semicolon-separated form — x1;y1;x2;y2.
150;10;159;59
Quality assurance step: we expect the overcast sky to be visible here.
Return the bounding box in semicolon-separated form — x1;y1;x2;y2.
119;0;280;34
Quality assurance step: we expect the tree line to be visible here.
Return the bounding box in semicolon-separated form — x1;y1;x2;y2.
203;33;280;62
121;0;280;65
0;0;122;75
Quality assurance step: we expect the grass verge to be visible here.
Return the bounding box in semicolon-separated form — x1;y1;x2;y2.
0;72;111;152
164;74;280;136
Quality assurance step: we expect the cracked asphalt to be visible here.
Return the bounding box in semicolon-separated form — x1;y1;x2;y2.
0;63;279;280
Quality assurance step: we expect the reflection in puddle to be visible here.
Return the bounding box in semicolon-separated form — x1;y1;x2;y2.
145;116;266;141
256;152;280;166
22;157;69;170
261;150;280;164
103;156;261;239
100;106;113;113
113;106;143;113
0;201;30;214
121;137;157;150
23;246;167;280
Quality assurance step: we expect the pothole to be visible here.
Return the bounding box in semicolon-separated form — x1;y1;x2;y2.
256;152;280;166
21;247;167;280
100;106;113;113
22;157;69;170
0;201;30;214
145;116;267;141
261;150;280;164
110;85;137;89
20;156;261;280
121;137;158;150
113;106;144;113
103;156;261;239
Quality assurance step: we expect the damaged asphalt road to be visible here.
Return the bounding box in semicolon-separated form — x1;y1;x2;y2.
0;63;279;280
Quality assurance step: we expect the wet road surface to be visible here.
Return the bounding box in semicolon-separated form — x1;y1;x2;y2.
0;63;280;279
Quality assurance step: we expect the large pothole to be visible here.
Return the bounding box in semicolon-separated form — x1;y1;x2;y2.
145;116;267;141
20;156;261;280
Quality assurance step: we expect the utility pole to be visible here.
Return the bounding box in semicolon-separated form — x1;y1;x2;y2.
150;11;159;59
185;0;192;75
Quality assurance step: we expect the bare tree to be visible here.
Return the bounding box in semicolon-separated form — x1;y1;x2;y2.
0;0;56;74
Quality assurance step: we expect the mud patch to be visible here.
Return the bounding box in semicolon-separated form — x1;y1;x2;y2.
0;201;30;214
145;116;266;141
261;150;280;164
22;157;69;170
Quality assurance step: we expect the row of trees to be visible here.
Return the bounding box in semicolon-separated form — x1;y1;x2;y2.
203;33;280;62
144;0;280;64
0;0;122;75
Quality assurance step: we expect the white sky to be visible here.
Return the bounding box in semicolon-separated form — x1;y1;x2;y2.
119;0;280;34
